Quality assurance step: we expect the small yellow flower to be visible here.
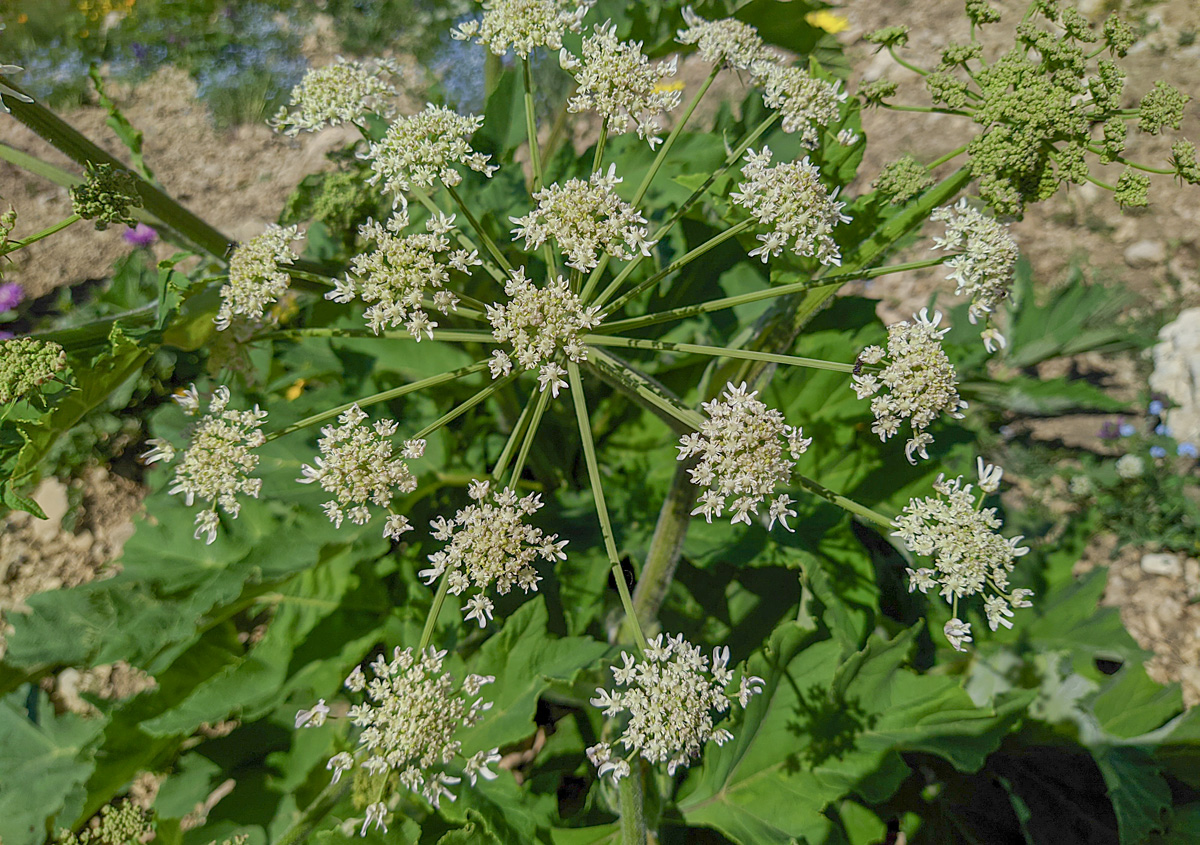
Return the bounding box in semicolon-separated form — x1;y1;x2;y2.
805;10;850;35
285;379;307;401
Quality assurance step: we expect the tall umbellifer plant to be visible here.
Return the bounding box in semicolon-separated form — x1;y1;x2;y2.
1;1;1198;842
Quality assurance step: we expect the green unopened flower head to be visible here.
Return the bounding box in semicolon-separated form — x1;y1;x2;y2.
70;163;142;231
864;26;908;48
55;801;153;845
1;337;67;404
1170;140;1200;185
1102;13;1136;57
965;0;1001;26
1114;167;1150;208
858;78;897;108
926;70;971;110
1138;81;1189;135
1058;8;1096;43
1100;116;1126;163
873;154;934;204
940;42;982;69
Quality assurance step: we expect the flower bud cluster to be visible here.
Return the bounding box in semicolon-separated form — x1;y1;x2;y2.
420;480;566;627
298;404;424;537
753;62;846;149
364;104;497;200
451;0;592;58
55;801;153;845
675;8;769;70
215;224;303;331
143;385;267;544
330;210;477;338
69;163;143;231
853;310;967;464
731;146;849;266
486;268;602;396
894;459;1032;651
873;154;934;204
560;22;681;149
510;165;654;272
270;57;400;135
587;634;763;781
930;199;1018;349
0;337;66;405
297;646;500;823
677;381;811;530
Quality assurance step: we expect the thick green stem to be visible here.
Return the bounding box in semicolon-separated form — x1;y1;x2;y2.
522;58;545;192
491;398;534;484
567;362;649;652
585;335;857;373
264;360;490;441
591;125;608;174
273;779;353;845
509;385;552;485
596;219;754;313
927;143;970;170
418;574;453;652
794;474;893;528
261;326;494;342
2;213;80;252
618;762;648;845
629;460;697;627
631;64;720;207
584;347;704;435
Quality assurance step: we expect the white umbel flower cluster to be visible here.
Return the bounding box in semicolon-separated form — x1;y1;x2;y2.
676;8;770;70
215;224;303;331
329;209;478;338
297;404;424;538
510;165;654;272
486;268;602;396
894;459;1033;651
560;22;681;149
677;381;812;530
296;646;501;823
587;634;764;781
753;62;846;149
451;0;592;58
269;57;400;136
364;104;497;201
853;309;967;464
731;146;850;266
143;385;267;544
420;480;567;627
930;199;1019;353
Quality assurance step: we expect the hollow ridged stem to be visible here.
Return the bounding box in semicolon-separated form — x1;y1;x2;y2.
418;574;453;652
585;335;857;373
509;385;552;485
618;764;648;845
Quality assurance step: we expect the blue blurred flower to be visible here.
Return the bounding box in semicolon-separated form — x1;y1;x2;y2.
1118;422;1136;437
1179;442;1199;459
1155;423;1171;436
1149;399;1165;416
1150;445;1167;459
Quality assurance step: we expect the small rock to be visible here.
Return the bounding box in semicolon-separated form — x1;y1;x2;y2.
29;479;69;543
1124;239;1166;268
1150;308;1200;444
1142;552;1183;578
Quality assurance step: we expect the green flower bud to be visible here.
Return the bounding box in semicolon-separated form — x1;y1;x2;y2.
965;0;1001;26
0;337;67;405
864;26;909;48
1102;13;1136;57
873;155;935;204
1114;167;1150;208
1089;60;1125;114
69;163;143;231
1138;81;1189;135
1057;142;1089;185
1100;116;1127;163
1059;8;1097;42
55;801;153;845
940;42;983;68
1170;140;1200;185
858;78;898;107
926;70;971;109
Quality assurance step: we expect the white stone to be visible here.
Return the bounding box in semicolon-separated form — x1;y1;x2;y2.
1124;239;1165;269
1150;308;1200;444
1141;552;1182;578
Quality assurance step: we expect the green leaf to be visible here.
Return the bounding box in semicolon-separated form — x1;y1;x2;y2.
2;479;47;519
961;375;1127;415
1091;665;1183;739
1093;746;1171;844
0;690;107;845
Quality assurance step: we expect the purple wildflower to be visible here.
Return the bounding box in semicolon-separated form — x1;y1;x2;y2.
0;281;22;312
123;223;158;247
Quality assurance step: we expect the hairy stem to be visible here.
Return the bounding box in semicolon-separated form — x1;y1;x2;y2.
618;764;648;845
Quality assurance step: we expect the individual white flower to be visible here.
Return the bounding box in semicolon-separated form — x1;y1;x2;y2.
931;199;1019;350
587;634;764;781
560;21;681;149
141;438;176;465
215;224;303;331
0;63;34;114
419;480;566;627
297;646;498;816
751;61;846;149
677;381;811;530
943;618;973;652
269;57;400;136
510;165;654;272
146;385;268;544
853;309;967;464
1115;454;1145;479
451;0;592;58
676;8;770;69
363;104;497;201
486;268;602;394
334;209;476;338
894;460;1033;649
297;404;422;535
295;699;330;728
730;147;849;266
